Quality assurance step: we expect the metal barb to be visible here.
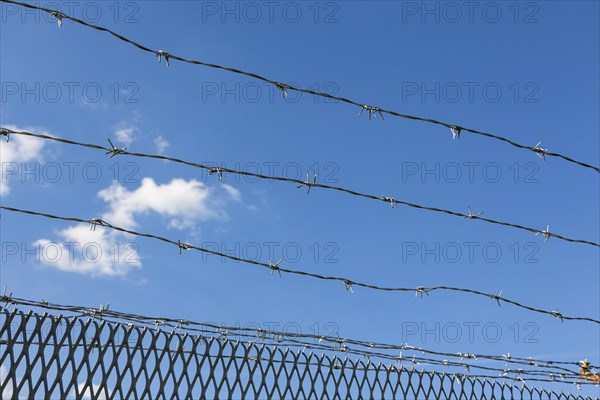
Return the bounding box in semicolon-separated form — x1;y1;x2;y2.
89;218;108;231
90;304;109;320
0;128;9;142
551;309;564;322
256;328;267;340
274;83;288;98
514;376;526;385
268;259;283;278
528;357;537;367
105;139;126;158
490;290;503;306
381;196;398;208
50;11;64;27
296;173;317;194
208;167;223;181
215;327;228;340
343;280;354;293
462;205;483;219
459;353;477;362
533;141;547;160
451;126;461;140
415;286;429;298
1;287;14;311
358;105;384;120
273;334;284;343
154;319;165;332
156;50;169;66
177;240;192;255
174;320;188;333
535;225;551;242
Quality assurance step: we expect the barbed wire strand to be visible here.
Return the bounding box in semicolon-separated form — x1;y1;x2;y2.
3;128;598;248
0;300;591;382
0;297;585;373
2;0;598;174
2;298;597;385
3;0;599;389
1;206;598;325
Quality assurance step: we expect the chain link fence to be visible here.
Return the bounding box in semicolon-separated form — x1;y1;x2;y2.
0;308;593;399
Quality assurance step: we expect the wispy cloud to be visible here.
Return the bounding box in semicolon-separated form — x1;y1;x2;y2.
71;382;108;400
34;177;241;277
0;365;14;399
113;125;137;147
0;125;47;197
98;178;235;230
35;226;141;277
154;136;170;154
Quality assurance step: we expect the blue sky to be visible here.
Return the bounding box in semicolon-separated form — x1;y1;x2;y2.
1;0;599;395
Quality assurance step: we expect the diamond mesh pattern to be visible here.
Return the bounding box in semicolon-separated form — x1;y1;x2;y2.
0;309;589;399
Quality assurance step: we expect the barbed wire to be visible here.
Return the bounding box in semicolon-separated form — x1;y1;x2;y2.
1;300;593;384
3;127;598;249
5;295;595;373
2;206;599;325
2;297;597;387
4;1;599;391
2;0;599;174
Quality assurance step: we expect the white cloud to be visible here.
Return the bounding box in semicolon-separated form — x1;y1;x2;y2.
112;118;141;148
80;99;108;110
221;184;241;202
34;178;241;277
98;178;236;230
0;365;14;398
114;127;136;147
72;383;107;400
3;363;108;399
154;136;169;154
0;125;46;197
34;225;141;277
